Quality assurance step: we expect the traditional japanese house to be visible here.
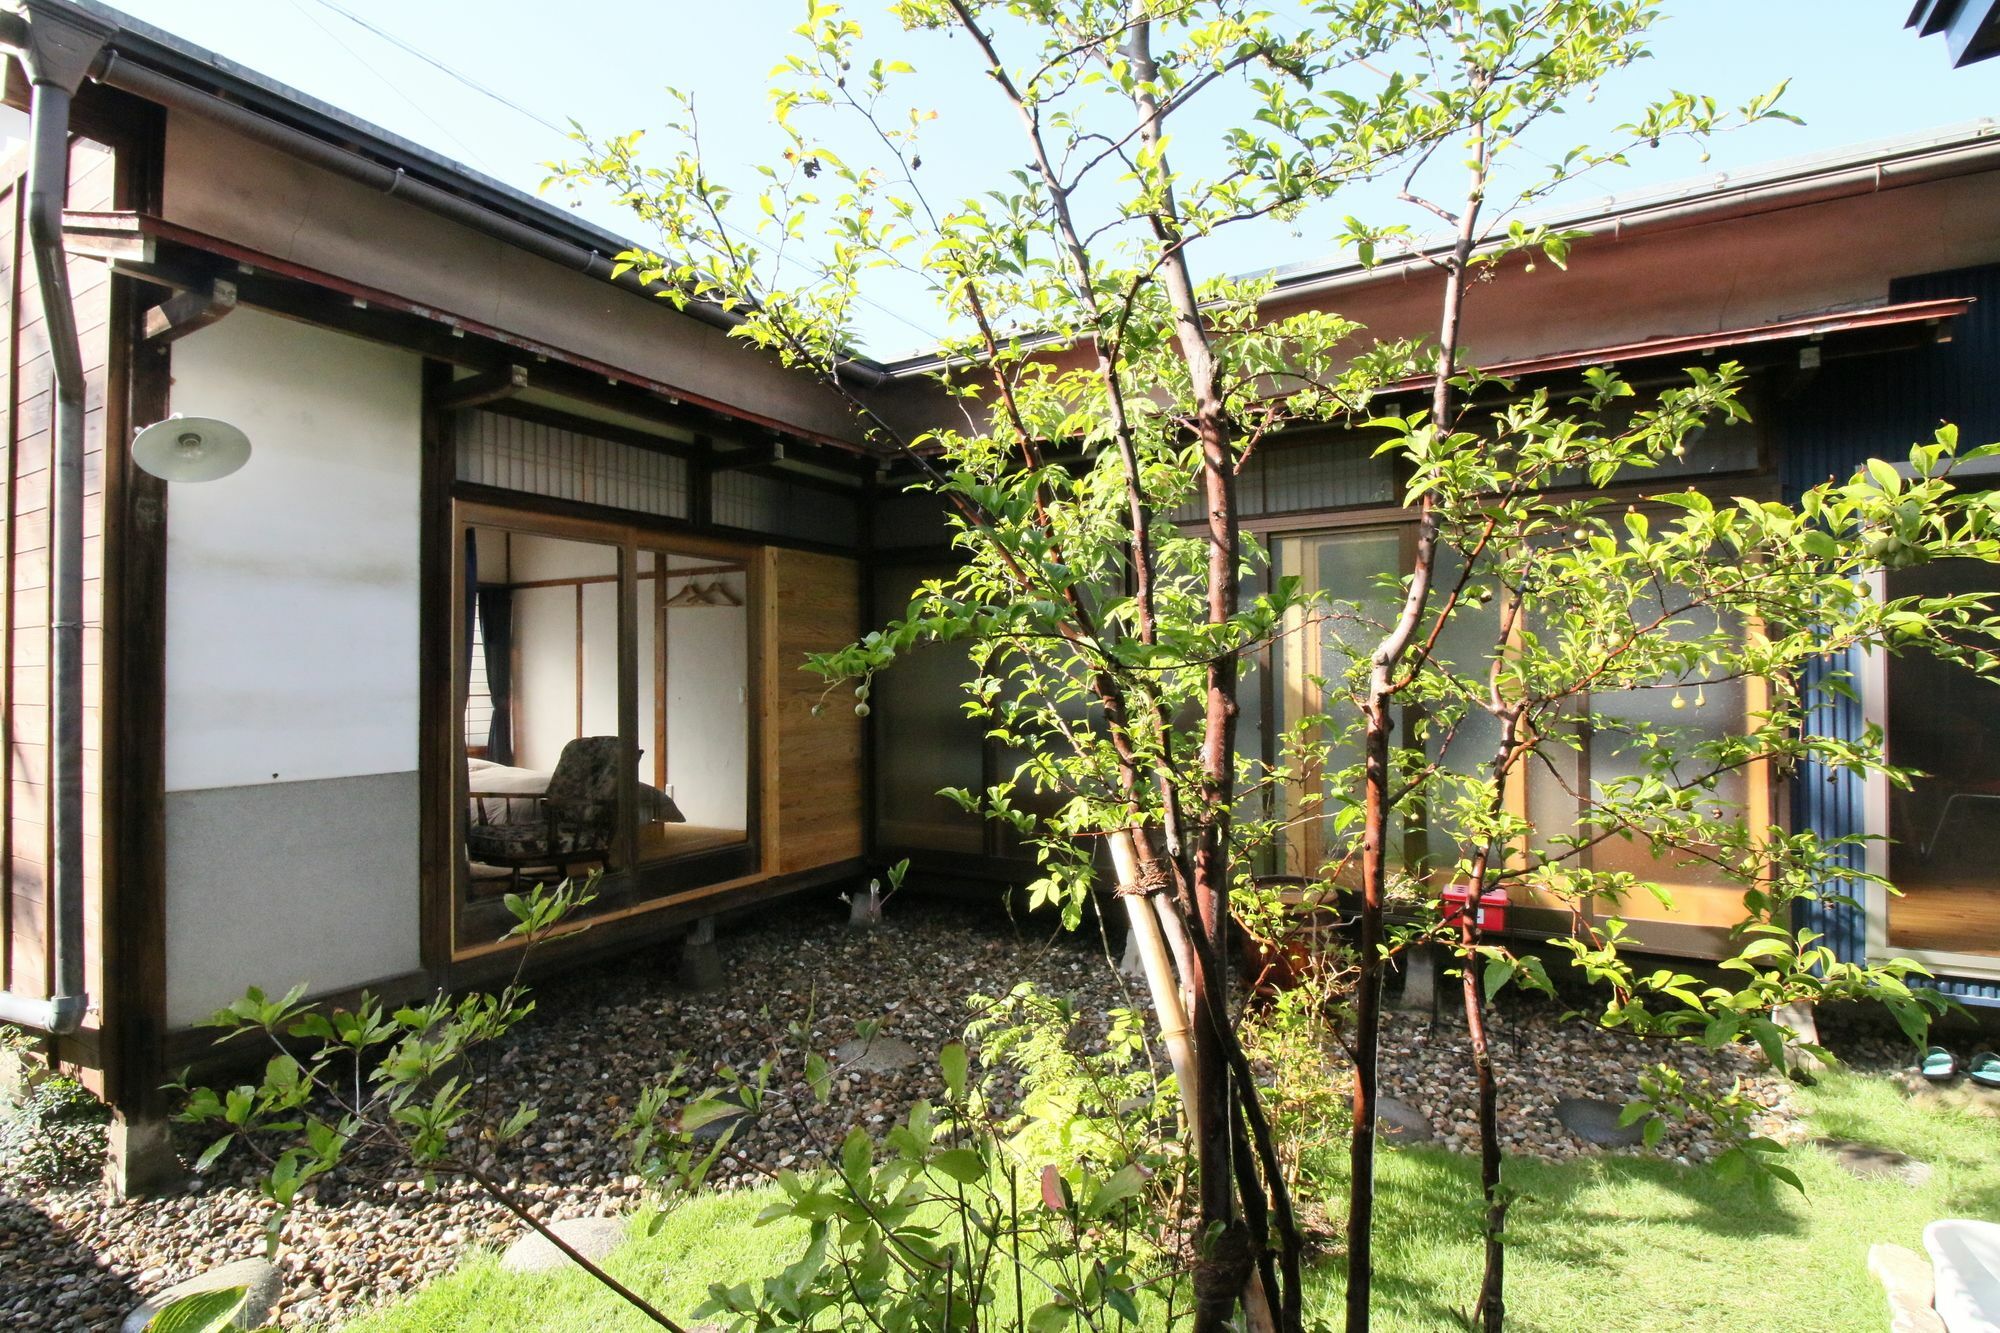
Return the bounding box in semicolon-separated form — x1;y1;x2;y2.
5;0;2000;1188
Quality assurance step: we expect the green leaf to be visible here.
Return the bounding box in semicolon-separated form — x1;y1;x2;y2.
144;1287;249;1333
194;1134;234;1173
939;1041;969;1100
680;1098;746;1133
1028;1301;1073;1333
930;1148;985;1184
1089;1163;1149;1216
1745;1017;1789;1072
840;1126;873;1182
1734;938;1791;964
1483;957;1512;1003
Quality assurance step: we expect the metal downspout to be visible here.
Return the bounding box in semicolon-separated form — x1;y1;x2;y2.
0;4;112;1035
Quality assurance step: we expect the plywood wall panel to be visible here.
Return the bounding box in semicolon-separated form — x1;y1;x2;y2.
771;549;864;875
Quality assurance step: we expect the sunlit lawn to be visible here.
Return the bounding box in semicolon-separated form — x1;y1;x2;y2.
339;1069;2000;1332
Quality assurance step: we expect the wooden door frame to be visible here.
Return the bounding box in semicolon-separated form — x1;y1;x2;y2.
437;498;766;962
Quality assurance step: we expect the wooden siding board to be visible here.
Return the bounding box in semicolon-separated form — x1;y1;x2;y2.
772;548;864;874
0;132;115;1025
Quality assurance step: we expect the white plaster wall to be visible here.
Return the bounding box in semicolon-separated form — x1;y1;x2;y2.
161;309;425;1027
507;534;618;771
666;570;748;828
514;585;576;773
580;582;620;740
165;310;423;790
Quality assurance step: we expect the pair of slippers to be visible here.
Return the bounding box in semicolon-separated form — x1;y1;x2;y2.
1921;1046;2000;1087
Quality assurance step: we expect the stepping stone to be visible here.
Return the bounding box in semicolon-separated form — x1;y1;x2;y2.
1868;1242;1945;1333
121;1257;281;1333
1813;1137;1934;1187
834;1034;924;1074
1896;1071;2000;1119
1375;1096;1438;1146
500;1216;628;1275
1554;1096;1646;1149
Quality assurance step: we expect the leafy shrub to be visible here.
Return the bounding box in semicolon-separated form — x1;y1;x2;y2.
0;1025;110;1186
617;989;1188;1330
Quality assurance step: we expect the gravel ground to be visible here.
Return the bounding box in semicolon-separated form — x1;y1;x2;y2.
1374;1000;1801;1162
0;895;1882;1331
1;896;1134;1331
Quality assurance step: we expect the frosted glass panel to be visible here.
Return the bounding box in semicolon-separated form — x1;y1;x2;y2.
1520;573;1749;919
872;564;985;853
1586;596;1745;895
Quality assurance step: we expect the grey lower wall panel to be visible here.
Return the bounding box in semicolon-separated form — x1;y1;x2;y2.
164;770;423;1029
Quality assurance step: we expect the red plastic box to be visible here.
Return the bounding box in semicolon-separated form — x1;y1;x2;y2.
1440;884;1509;932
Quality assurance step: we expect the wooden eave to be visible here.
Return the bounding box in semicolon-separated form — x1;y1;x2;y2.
61;208;880;480
1376;297;1979;394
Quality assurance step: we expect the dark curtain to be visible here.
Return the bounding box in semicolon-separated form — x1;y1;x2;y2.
478;584;515;764
461;530;477;723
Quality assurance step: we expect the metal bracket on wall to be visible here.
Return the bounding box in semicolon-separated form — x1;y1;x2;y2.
143;277;236;345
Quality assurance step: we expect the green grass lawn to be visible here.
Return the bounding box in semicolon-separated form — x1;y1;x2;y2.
339;1069;2000;1332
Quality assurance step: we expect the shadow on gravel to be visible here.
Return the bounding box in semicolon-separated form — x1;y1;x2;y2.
0;1187;140;1331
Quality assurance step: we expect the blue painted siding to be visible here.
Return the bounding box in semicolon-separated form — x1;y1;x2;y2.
1779;264;2000;1005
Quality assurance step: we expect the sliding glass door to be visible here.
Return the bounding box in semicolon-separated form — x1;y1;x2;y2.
452;503;758;948
1273;524;1768;944
1882;556;2000;959
634;546;754;873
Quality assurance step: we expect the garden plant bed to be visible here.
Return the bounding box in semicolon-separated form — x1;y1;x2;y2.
0;895;1914;1331
0;897;1131;1330
1373;1001;1802;1161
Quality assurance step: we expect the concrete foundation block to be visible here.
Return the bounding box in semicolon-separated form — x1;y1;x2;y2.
1773;999;1828;1076
105;1111;183;1200
1394;944;1439;1015
678;918;725;993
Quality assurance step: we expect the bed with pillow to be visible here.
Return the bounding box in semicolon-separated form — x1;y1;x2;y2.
465;756;746;872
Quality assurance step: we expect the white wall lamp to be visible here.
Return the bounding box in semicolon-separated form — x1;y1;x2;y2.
132;413;252;483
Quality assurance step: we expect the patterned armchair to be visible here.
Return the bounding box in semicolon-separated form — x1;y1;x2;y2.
467;735;623;891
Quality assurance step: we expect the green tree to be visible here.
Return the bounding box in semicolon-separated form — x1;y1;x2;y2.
553;3;1986;1329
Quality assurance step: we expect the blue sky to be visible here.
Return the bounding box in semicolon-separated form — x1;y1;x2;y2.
80;1;2000;354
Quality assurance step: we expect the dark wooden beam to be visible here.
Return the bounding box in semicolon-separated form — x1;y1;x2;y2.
436;363;528;411
417;360;458;979
142;276;235;345
712;439;784;472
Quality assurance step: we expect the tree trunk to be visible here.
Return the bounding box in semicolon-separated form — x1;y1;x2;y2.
1345;695;1393;1333
1109;829;1201;1142
1458;915;1506;1332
